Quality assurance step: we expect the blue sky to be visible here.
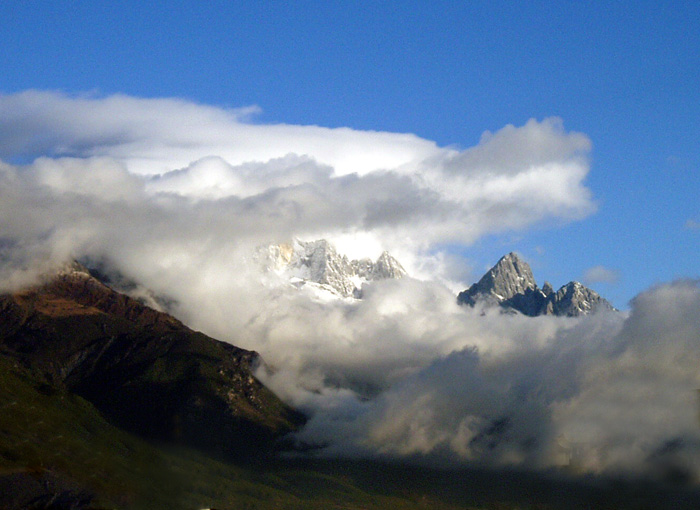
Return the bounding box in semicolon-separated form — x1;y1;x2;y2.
1;1;698;308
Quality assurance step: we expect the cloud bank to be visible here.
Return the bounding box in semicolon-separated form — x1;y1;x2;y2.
0;90;594;282
2;91;696;482
255;280;700;482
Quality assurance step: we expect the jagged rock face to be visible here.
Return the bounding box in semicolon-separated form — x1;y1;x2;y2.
373;251;407;280
295;239;356;297
546;281;615;317
351;258;375;279
458;253;615;317
262;239;406;298
458;252;537;307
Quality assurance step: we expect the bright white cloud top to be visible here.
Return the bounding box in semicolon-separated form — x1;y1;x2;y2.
0;91;594;274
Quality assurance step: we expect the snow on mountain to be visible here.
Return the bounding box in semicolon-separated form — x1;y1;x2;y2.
458;252;615;316
259;239;406;298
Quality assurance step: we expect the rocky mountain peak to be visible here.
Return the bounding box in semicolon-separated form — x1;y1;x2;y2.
52;260;92;279
487;252;537;297
373;251;407;280
546;280;614;316
295;239;356;296
261;239;405;298
458;252;537;307
542;281;554;296
458;253;615;316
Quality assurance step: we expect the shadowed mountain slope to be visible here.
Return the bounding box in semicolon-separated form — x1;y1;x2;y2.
0;263;303;459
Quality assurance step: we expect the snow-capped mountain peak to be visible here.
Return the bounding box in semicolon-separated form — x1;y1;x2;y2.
260;239;406;298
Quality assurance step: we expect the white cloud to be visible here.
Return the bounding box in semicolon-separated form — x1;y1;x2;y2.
583;265;620;285
0;90;439;177
0;90;595;284
685;218;700;231
258;280;700;480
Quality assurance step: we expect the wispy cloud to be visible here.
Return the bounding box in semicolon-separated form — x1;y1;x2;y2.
583;265;620;285
685;218;700;231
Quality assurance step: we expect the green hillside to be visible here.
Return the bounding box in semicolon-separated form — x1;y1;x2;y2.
0;356;472;509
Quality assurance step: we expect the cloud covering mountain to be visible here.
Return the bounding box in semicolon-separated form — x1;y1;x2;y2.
1;91;698;482
0;90;593;281
256;279;700;478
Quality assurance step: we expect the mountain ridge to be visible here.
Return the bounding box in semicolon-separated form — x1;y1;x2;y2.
458;252;615;316
0;262;303;459
260;238;406;298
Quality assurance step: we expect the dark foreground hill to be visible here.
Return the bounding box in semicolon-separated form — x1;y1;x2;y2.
0;263;302;458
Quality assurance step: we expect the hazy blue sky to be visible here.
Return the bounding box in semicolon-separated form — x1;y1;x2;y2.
1;1;698;308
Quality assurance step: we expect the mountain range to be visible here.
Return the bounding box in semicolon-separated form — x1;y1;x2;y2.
457;252;615;316
259;241;614;316
259;238;406;298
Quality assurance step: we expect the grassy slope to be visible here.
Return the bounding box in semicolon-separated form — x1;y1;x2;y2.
0;356;473;510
